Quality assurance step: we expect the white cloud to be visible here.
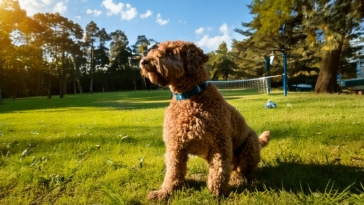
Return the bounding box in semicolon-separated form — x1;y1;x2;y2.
75;15;81;19
219;23;228;34
195;27;204;34
41;0;52;5
101;0;137;20
14;0;68;16
140;10;152;18
86;9;102;17
156;13;169;25
196;23;231;51
121;4;137;20
101;0;123;16
52;2;67;14
17;0;47;16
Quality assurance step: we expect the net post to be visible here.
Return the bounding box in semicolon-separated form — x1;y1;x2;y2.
264;56;271;94
283;52;288;96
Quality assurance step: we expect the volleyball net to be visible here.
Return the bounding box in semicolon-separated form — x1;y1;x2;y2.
208;75;282;94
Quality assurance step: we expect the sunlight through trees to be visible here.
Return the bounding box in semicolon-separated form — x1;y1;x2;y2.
0;0;363;98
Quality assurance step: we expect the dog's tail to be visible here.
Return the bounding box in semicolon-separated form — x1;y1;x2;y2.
259;131;270;147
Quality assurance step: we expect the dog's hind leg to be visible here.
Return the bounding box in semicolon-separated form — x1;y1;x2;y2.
148;149;188;201
234;131;262;183
206;147;232;197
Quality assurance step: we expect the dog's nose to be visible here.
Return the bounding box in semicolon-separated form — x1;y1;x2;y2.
140;58;150;65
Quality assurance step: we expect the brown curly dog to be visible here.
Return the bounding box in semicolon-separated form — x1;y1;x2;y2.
139;40;270;201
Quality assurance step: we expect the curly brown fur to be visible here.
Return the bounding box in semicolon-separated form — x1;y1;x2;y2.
139;40;270;201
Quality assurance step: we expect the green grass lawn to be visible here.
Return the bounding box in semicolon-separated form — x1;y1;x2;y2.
0;90;363;204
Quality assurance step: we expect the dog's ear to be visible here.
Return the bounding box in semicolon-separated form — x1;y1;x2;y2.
184;43;208;75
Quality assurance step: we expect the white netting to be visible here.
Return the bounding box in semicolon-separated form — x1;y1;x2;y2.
208;75;281;93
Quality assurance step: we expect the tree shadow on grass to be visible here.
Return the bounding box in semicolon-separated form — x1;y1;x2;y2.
0;89;256;113
0;96;171;114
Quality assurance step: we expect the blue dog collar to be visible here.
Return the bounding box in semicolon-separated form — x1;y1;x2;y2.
172;81;209;101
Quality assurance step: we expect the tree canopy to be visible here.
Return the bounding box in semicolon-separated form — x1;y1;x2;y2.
1;0;363;99
0;0;153;99
235;0;364;93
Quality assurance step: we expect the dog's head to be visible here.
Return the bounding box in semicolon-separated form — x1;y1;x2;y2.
139;41;209;88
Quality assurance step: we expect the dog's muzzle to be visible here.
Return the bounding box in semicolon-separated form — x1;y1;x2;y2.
139;57;153;73
140;58;150;65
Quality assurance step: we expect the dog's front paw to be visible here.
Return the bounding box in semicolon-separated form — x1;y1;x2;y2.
148;190;169;201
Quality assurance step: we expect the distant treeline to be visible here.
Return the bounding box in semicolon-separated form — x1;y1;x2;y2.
0;1;158;99
1;0;363;99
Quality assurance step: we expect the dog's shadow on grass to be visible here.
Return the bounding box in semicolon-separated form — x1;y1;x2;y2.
249;161;363;194
183;161;364;196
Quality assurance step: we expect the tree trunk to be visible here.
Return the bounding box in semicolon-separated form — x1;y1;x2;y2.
59;78;63;98
89;45;94;95
76;79;83;94
314;49;342;93
73;77;77;94
63;77;67;96
47;68;52;99
70;55;81;94
20;67;28;97
36;72;42;96
90;77;93;94
0;62;3;103
0;89;3;104
60;51;66;98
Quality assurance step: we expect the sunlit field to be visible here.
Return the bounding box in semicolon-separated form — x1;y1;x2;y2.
0;90;363;204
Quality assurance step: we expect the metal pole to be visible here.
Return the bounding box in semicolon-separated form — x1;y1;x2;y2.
360;59;362;78
264;56;271;94
283;52;288;96
280;23;288;96
357;51;360;78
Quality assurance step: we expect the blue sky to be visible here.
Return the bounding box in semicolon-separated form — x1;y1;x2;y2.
5;0;253;52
